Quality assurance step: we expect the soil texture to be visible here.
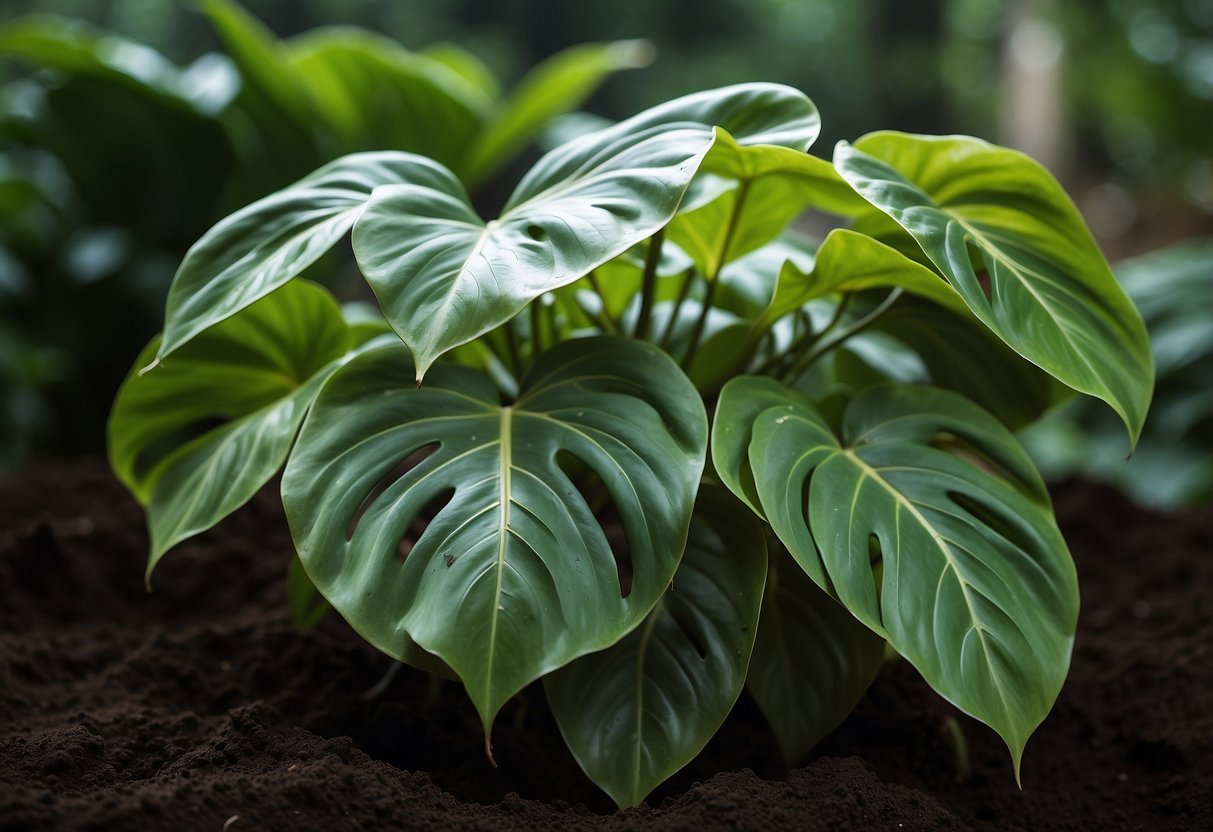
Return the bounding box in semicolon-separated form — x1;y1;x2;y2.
1;460;1209;830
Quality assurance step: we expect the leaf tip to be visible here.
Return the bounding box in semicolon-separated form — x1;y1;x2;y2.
138;356;161;377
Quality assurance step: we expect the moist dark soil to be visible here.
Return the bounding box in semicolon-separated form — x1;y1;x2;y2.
1;460;1209;831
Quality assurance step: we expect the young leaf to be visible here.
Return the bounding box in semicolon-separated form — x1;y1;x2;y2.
746;546;885;767
157;151;448;360
281;336;708;739
834;134;1154;446
353;83;820;380
718;377;1078;776
544;485;766;808
108;281;355;580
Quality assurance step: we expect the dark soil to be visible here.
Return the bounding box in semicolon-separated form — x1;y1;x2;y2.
1;460;1209;830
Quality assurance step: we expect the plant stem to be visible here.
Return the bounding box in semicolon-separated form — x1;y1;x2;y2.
585;270;618;334
752;295;851;378
658;267;697;349
682;180;751;370
504;318;523;377
782;288;904;382
634;228;665;340
529;297;545;362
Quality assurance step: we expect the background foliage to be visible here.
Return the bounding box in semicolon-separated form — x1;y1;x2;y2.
1;0;1210;506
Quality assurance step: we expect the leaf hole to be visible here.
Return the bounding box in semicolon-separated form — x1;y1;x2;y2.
401;488;455;567
930;432;1015;483
556;451;633;599
946;491;1039;559
345;442;440;542
975;269;992;302
667;605;708;661
525;224;548;241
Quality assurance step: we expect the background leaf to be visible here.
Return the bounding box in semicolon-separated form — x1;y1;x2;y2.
834;134;1153;445
544;485;766;808
281;336;707;736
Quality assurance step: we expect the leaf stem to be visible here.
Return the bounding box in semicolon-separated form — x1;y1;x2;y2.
682;180;752;370
782;288;904;382
634;227;665;340
658;266;696;349
585;270;618;334
504;318;524;377
529;297;545;363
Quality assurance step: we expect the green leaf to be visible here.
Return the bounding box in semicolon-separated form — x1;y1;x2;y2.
281;336;708;738
287;29;490;170
746;546;885;767
157;151;445;360
544;485;766;808
108;281;354;579
352;83;820;380
462;39;654;188
710;375;794;517
834;133;1153;446
725;378;1077;775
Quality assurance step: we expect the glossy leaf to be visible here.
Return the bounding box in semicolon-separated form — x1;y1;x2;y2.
834;134;1153;445
352;83;820;380
462;39;654;188
747;546;885;766
108;281;353;579
718;377;1078;774
157;151;445;360
544;485;766;808
281;336;707;736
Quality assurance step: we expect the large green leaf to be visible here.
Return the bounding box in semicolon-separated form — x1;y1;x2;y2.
746;546;885;767
834;134;1153;445
544;485;766;808
461;40;653;188
108;281;354;579
716;377;1077;774
352;83;818;381
281;336;707;737
156;151;445;360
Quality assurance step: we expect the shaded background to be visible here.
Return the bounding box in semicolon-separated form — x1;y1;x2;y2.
1;0;1210;503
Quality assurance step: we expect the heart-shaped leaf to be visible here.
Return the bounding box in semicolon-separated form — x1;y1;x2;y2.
109;281;356;579
351;83;819;380
746;545;885;767
544;485;766;808
281;336;707;737
158;151;449;360
715;377;1078;775
834;133;1153;446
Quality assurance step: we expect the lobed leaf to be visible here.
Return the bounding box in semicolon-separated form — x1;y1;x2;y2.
715;377;1078;775
281;336;707;737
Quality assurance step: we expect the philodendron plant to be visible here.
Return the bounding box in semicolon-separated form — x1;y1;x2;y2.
108;83;1153;808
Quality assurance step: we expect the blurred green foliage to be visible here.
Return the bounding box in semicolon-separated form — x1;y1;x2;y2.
1;0;1210;505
